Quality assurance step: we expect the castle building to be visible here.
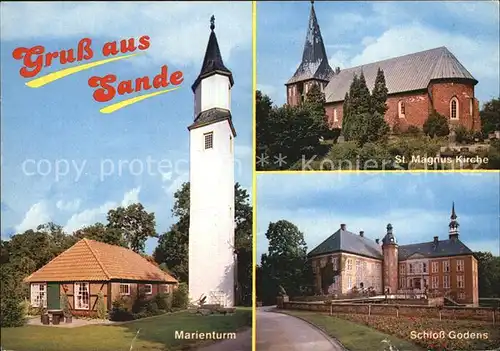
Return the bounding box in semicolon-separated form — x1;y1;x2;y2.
308;203;479;305
286;1;481;132
188;16;236;307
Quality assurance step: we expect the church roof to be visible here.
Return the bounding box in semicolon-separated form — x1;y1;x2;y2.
188;107;236;136
398;238;473;260
192;16;234;92
286;2;334;85
324;46;477;103
308;227;383;259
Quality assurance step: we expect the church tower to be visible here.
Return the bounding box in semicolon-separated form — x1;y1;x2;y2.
382;223;398;294
188;16;236;307
286;0;335;106
448;202;460;240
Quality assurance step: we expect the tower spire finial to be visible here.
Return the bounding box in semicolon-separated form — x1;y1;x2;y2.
311;0;314;5
210;15;215;31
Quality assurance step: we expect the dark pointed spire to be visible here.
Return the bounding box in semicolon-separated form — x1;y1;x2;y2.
449;202;459;238
287;1;334;84
192;15;234;92
382;223;397;246
451;201;457;220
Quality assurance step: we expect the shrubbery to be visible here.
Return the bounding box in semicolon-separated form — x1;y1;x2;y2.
1;297;26;327
154;292;173;312
423;111;449;138
96;292;107;319
172;283;189;309
109;297;134;321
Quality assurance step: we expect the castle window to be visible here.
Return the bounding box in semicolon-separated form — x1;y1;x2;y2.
204;132;213;150
399;277;405;288
450;97;459;120
347;276;352;289
432;262;439;273
431;276;439;289
458;292;465;300
456;260;464;272
347;259;353;271
443;275;450;289
409;263;413;273
422;263;427;273
399;264;406;275
333;109;338;122
332;257;338;270
443;260;450;273
457;275;464;288
398;101;405;118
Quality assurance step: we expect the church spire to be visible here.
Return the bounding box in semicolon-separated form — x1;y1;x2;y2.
449;202;459;239
287;1;334;84
191;15;234;92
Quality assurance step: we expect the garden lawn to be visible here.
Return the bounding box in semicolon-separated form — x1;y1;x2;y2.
281;310;425;351
0;309;252;351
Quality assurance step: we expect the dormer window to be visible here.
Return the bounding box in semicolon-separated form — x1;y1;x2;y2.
450;97;459;120
398;101;405;118
204;132;213;150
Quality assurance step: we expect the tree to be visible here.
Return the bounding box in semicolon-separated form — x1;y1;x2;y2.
304;84;330;138
73;223;125;247
480;98;500;136
423;111;450;138
474;251;500;298
259;220;309;302
107;203;157;253
256;90;274;162
371;67;388;116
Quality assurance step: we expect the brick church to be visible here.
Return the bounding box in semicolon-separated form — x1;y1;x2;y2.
308;203;479;305
286;1;482;132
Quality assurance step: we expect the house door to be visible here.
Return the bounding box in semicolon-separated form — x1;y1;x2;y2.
47;283;60;310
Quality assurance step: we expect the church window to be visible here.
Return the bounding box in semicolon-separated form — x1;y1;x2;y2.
333;109;338;122
204;132;213;150
398;101;405;118
469;98;473;116
450;97;459;119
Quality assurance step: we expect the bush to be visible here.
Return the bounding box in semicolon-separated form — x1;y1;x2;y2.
423;111;449;138
1;297;26;327
109;297;133;321
406;125;421;136
60;293;71;318
96;292;106;319
154;292;173;312
172;283;189;309
454;125;473;144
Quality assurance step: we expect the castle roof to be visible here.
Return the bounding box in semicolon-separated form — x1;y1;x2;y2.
398;238;473;260
24;239;178;283
308;227;383;259
324;46;477;103
287;2;334;85
192;16;234;92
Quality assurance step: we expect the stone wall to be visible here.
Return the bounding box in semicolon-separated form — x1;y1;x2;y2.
282;301;499;322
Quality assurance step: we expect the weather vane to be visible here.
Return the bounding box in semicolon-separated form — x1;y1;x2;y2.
210;15;215;31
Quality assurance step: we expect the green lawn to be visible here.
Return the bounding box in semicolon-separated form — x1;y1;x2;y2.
281;310;425;351
1;309;252;351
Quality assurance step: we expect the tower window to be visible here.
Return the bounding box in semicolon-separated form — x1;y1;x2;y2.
450;97;459;120
398;101;405;118
333;109;338;122
204;132;213;150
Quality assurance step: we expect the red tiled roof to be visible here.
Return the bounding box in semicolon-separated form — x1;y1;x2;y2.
23;239;178;283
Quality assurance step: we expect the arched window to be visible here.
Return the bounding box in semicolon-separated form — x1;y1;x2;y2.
333;109;338;122
450;97;459;120
398;100;405;118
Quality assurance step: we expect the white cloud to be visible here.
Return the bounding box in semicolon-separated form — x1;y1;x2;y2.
15;201;52;233
63;187;141;233
56;198;81;212
0;2;251;67
163;173;189;195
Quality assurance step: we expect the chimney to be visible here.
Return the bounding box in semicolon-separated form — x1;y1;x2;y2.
359;231;364;237
335;67;341;74
433;236;439;244
375;239;380;244
340;224;346;231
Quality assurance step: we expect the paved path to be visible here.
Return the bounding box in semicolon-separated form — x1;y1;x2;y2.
195;328;251;351
256;307;345;351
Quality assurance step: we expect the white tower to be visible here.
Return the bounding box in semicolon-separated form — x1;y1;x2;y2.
188;16;236;307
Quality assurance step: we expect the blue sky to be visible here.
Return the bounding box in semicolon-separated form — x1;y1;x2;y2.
257;173;500;262
257;1;500;106
0;2;252;254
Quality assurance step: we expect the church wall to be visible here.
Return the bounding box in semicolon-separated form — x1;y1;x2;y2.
385;91;430;130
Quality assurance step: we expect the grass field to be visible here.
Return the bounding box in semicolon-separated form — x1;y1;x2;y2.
281;310;425;351
0;309;252;351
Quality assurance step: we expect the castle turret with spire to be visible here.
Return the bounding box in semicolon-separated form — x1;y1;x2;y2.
449;202;460;241
382;223;398;294
285;0;334;106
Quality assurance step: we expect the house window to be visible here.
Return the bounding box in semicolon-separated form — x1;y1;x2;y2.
333;109;338;122
120;283;131;295
74;282;90;310
457;275;464;288
144;284;153;295
432;276;439;289
456;260;464;272
204;132;213;150
30;283;47;308
347;259;353;271
432;262;439;273
450;97;459;120
398;101;405;118
443;275;450;289
443;261;450;273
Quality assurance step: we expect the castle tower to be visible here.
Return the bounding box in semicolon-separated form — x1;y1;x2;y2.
188;16;236;307
285;0;334;106
382;223;398;294
448;202;460;240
